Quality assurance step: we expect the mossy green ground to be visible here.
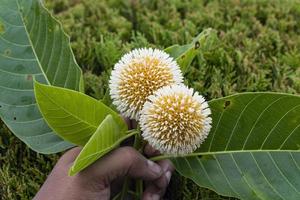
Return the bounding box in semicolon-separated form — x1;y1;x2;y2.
1;0;300;199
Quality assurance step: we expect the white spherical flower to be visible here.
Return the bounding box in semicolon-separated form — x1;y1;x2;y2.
109;48;183;120
140;85;212;155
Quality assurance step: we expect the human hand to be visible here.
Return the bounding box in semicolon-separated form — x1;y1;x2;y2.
34;145;173;200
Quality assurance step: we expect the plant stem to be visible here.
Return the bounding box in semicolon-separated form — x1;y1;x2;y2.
150;149;300;161
133;127;143;199
128;190;139;197
150;153;205;161
112;193;120;200
133;133;141;150
150;154;176;161
133;125;141;149
119;177;129;200
112;130;139;200
136;179;143;198
126;129;139;135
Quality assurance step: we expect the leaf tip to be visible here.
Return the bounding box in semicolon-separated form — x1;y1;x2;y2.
68;167;76;176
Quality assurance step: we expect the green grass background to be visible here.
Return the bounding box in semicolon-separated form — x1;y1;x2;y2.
1;0;300;199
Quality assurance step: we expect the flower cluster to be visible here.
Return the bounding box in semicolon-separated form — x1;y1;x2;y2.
109;48;212;155
109;48;183;120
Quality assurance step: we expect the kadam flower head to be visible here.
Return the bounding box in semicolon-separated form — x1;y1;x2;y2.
109;48;183;119
140;85;212;155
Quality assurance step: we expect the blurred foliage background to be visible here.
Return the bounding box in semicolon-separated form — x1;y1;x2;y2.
1;0;300;199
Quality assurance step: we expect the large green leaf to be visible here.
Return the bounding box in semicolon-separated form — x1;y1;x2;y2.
69;115;135;176
34;82;127;146
199;92;300;153
173;152;300;200
0;0;84;153
164;28;218;73
172;93;300;199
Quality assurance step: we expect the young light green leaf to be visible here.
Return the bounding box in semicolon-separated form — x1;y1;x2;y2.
164;28;218;73
0;0;83;153
34;82;127;146
69;115;136;176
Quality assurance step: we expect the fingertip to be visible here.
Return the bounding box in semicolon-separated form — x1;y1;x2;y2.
157;160;174;173
115;147;163;181
153;171;170;189
60;147;82;164
143;170;172;199
143;187;161;200
147;160;163;177
165;171;172;185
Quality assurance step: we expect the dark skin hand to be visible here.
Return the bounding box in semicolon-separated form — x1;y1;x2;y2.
33;144;174;200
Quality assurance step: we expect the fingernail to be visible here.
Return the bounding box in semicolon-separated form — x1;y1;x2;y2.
151;194;160;200
147;160;162;175
165;171;172;184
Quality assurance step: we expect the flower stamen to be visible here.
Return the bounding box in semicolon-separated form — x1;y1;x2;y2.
140;85;212;155
109;48;183;119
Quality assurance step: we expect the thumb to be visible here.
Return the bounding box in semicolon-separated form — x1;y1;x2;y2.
79;147;163;182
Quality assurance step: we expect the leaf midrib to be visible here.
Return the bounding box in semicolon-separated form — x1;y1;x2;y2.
151;149;300;161
15;0;51;85
37;86;98;130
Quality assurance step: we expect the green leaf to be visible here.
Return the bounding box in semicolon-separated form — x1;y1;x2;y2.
199;92;300;153
172;93;300;199
0;0;83;153
164;28;218;73
173;152;300;200
69;115;135;176
34;82;127;146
